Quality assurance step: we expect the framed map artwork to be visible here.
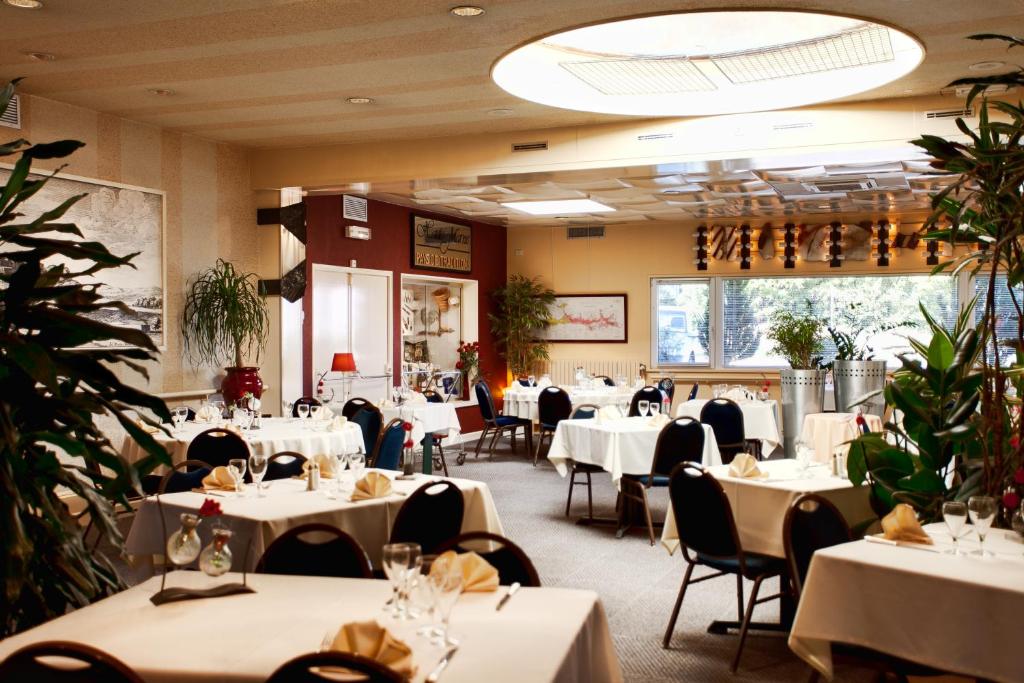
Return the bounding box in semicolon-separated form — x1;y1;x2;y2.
538;294;628;343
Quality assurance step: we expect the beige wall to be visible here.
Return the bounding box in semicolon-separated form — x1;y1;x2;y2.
1;93;258;397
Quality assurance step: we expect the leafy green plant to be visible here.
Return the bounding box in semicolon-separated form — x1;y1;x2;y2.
0;79;171;635
488;275;555;377
765;309;824;370
181;259;269;368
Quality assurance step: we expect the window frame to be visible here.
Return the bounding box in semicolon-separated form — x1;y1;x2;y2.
650;276;715;368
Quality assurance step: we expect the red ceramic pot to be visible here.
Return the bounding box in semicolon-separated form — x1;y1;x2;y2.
221;366;263;406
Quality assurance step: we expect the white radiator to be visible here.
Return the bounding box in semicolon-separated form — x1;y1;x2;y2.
543;359;646;386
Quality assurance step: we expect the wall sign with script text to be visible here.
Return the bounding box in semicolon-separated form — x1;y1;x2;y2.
411;215;472;273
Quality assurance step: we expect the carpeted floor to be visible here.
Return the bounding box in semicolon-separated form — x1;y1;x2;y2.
452;437;875;683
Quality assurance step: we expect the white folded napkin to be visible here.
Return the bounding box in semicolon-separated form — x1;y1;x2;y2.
195;405;219;423
728;452;766;479
407;392;427;404
328;415;348;432
595;405;623;424
537;377;552;388
723;388;750;403
647;412;671;428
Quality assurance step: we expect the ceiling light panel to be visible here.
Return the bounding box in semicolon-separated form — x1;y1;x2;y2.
501;199;615;215
560;58;715;95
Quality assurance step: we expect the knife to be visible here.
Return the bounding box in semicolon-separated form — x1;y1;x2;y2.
426;645;458;682
496;581;521;611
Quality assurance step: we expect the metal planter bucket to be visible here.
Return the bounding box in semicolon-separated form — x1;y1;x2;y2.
781;368;827;459
833;360;887;417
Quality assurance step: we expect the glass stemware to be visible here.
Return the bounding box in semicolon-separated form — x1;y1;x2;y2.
282;400;294;420
637;399;649;417
297;403;310;421
427;553;463;646
650;402;660;417
795;438;813;477
968;495;997;557
310;405;323;421
942;501;967;555
212;400;226;425
382;542;421;618
249;453;268;497
349;451;366;483
227;458;247;496
527;374;536;387
329;452;349;499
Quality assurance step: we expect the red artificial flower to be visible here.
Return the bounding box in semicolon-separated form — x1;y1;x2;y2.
456;360;464;369
1011;435;1020;450
1003;491;1020;511
402;421;413;432
1015;467;1024;485
199;498;222;517
403;439;414;449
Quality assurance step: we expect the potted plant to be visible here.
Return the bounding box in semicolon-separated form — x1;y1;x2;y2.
0;80;171;635
181;259;269;406
488;275;555;379
827;304;889;416
766;309;826;458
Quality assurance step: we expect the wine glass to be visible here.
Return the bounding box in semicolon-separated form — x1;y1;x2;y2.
527;374;536;387
310;405;323;421
171;407;187;433
297;403;310;423
349;451;366;483
427;553;463;646
331;452;349;499
637;399;649;417
249;453;268;497
795;438;813;477
227;458;247;497
650;402;660;417
212;400;226;423
282;400;294;420
968;495;997;557
382;543;410;616
401;544;423;620
942;501;968;555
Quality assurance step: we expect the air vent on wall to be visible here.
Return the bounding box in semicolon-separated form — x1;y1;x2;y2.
637;132;674;141
342;194;368;222
925;107;974;120
803;178;878;193
566;226;604;240
511;141;548;152
0;94;20;129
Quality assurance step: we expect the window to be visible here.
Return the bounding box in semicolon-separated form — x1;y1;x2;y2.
973;273;1022;363
401;280;463;369
652;279;710;365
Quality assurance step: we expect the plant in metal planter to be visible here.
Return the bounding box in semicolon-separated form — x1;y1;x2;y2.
181;259;269;405
0;79;171;636
826;304;891;416
488;274;555;378
766;308;826;458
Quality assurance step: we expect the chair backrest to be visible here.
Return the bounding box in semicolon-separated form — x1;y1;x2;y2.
517;378;531;386
594;375;615;387
266;451;307;481
628;386;664;416
699;398;745;452
185;428;250;468
158;458;213;495
292;396;322;417
266;651;405;683
570;403;600;420
0;641;144;683
351;405;383;455
657;377;676;401
436;531;541;587
341;397;371;419
371;418;405;471
184;407;197;421
783;494;852;598
389;480;466;554
651;417;705;478
423;389;443;403
668;462;743;562
256;523;373;579
474;381;498;423
687;382;699;401
537;386;572;427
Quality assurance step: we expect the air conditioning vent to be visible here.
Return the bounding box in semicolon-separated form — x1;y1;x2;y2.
925;107;974;119
511;141;548;152
342;194;368;222
637;133;674;141
0;94;21;129
803;178;877;193
566;226;604;240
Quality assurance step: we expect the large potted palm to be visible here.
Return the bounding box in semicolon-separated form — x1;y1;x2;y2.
767;310;826;458
489;275;555;379
181;259;269;405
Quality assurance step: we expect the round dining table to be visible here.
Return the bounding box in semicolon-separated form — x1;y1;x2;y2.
503;384;635;422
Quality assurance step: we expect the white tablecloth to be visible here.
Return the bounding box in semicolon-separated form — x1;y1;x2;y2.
547;417;721;487
0;572;623;683
790;524;1024;683
800;412;883;464
675;399;781;454
381;402;462;445
661;460;873;558
503;385;634;422
125;470;503;569
120;417;365;467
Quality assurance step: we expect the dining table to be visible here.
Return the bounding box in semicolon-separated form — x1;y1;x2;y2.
799;412;884;464
0;572;624;683
125;469;504;570
789;524;1024;683
503;384;635;422
377;401;464;474
675;398;781;455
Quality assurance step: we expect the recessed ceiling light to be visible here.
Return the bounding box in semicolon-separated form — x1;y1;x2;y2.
147;88;174;96
492;11;924;116
450;5;484;17
969;60;1005;72
487;108;514;116
346;97;374;105
22;51;54;61
501;199;614;215
3;0;43;8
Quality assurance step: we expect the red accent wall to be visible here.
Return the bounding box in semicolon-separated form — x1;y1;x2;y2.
302;196;507;433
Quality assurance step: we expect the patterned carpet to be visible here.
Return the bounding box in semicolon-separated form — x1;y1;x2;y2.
454;437;876;683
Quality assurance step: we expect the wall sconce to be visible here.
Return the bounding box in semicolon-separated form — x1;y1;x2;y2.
739;224;752;270
694;225;709;271
873;219;891;266
825;221;844;267
782;223;798;269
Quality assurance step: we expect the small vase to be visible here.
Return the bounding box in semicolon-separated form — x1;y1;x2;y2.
198;526;234;577
165;513;202;566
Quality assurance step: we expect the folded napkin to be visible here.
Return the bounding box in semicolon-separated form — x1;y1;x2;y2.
136;419;160;434
728;453;766;479
723;388;750;403
407;392;427;404
202;466;238;491
537;377;552;388
195;405;219;423
303;453;336;479
327;621;414;678
881;503;933;544
597;405;623;423
351;471;392;501
647;412;671;428
431;550;499;592
327;415;349;432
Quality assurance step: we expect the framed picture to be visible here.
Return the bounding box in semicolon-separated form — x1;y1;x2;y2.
411;214;472;273
0;165;166;349
538;294;628;343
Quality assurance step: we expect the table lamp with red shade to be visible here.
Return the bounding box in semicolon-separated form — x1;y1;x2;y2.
331;352;357;405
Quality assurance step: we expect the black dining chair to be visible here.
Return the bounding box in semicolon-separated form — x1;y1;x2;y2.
266;451;307;481
389;480;465;554
256;523;373;579
341;396;372;419
266;651;405;683
687;382;699;401
474;380;531;459
700;398;755;462
185;427;250;469
292;396;322;417
620;417;705;545
594;374;615;387
663;462;786;674
155;458;214;495
657;377;676;403
422;390;450;476
565;403;604;522
534;386;572;466
370;418;405;471
436;531;541;587
0;641;144;683
350;404;383;456
628;386;665;416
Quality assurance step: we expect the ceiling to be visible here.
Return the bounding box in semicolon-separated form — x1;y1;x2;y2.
1;0;1023;148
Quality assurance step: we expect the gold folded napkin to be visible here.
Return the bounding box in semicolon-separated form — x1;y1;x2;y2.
302;453;336;479
431;550;499;592
328;415;349;432
136;419;160;434
728;453;766;479
202;466;238;491
351;471;392;501
881;503;933;544
647;412;671;428
327;620;415;678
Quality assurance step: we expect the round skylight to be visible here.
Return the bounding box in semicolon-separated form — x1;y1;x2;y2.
491;11;924;116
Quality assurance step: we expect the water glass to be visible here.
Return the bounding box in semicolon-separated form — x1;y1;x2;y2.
227;458;247;496
212;400;226;422
282;400;294;419
249;453;268;497
297;403;310;422
968;495;997;557
349;451;366;482
650;402;660;416
941;501;967;555
527;375;536;387
332;452;350;498
795;438;813;476
382;542;421;619
170;407;186;433
427;553;463;646
637;399;649;417
310;405;323;421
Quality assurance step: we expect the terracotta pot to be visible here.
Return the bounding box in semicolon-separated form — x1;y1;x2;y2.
221;366;263;406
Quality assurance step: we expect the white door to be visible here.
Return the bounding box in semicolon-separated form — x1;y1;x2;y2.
312;265;392;404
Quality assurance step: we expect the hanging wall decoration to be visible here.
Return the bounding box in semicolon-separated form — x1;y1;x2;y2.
694;225;709;271
758;223;775;261
739;224;752;270
875;220;891;267
925;239;940;266
827;221;844;268
782;223;798;269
